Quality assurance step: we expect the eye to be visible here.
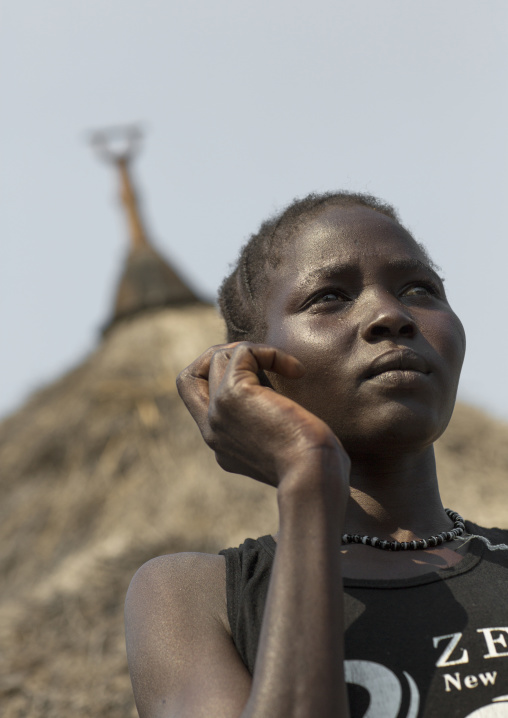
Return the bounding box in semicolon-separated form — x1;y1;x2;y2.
402;282;440;298
318;291;343;303
302;288;350;311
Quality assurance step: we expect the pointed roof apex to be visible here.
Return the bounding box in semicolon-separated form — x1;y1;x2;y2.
90;126;202;331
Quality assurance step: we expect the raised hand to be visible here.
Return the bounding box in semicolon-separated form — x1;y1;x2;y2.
177;342;348;487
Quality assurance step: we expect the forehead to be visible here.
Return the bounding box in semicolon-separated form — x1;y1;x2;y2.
284;205;425;267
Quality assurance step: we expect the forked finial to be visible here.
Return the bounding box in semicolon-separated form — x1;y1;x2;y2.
90;124;142;164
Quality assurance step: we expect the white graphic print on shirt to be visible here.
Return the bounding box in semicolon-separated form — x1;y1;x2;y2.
345;654;508;718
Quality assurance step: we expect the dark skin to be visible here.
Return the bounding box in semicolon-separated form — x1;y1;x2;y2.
125;206;467;717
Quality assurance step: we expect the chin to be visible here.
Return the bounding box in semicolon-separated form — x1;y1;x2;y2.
328;398;456;456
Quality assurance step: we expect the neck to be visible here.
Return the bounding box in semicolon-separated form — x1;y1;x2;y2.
344;445;452;542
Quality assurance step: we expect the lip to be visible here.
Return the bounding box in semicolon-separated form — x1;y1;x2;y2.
362;349;431;381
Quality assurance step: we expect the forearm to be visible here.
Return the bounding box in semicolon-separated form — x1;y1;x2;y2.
176;342;351;717
242;454;350;718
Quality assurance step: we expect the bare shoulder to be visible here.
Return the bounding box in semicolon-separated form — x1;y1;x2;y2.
126;551;228;631
125;552;251;718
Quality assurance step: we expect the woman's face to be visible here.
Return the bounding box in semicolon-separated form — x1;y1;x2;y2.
263;205;466;456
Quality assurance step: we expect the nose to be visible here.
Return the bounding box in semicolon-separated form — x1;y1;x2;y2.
361;293;416;341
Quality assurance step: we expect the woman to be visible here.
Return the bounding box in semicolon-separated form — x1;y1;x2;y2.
125;192;508;718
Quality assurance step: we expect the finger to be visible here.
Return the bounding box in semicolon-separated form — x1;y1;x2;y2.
176;345;222;427
227;344;305;387
176;368;210;435
208;349;234;398
176;343;242;427
207;341;250;396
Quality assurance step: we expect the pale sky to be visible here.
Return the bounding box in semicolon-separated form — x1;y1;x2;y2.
1;1;507;420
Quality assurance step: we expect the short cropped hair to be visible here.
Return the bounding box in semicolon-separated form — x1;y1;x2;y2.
218;191;431;342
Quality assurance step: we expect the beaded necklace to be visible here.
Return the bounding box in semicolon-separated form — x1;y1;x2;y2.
341;508;465;551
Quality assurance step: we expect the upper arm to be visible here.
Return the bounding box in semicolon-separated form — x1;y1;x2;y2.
125;552;252;718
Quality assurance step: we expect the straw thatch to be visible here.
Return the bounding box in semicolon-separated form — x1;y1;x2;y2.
1;302;507;717
0;304;279;717
106;243;202;330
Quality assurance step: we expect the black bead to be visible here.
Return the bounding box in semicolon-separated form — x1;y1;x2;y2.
340;508;463;551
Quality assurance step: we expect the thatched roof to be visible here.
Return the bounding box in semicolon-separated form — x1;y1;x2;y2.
99;149;203;331
1;301;507;717
0;305;278;717
106;243;202;330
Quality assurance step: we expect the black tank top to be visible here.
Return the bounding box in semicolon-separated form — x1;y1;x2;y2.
220;523;508;718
